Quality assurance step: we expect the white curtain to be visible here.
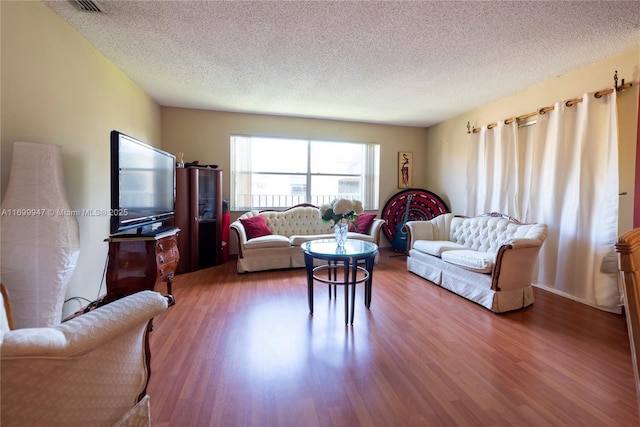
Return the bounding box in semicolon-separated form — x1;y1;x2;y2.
465;121;519;217
466;92;621;311
230;135;253;210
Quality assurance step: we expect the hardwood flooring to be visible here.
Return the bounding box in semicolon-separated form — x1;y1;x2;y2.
147;249;639;426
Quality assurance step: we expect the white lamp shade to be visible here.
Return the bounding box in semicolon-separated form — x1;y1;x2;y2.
1;141;80;328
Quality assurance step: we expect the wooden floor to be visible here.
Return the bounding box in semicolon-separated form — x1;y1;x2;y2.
147;249;639;426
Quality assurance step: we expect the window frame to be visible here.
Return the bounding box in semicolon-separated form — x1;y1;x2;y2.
230;135;380;211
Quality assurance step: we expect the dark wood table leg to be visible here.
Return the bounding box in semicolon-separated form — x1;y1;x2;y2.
328;260;337;299
304;252;314;314
343;260;350;325
365;256;375;308
166;276;176;306
350;259;358;324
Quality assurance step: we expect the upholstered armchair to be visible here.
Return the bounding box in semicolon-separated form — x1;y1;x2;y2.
0;286;169;427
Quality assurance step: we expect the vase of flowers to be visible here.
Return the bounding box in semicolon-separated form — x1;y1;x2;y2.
334;220;349;247
320;199;363;248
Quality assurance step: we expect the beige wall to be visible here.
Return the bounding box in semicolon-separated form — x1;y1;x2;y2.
161;107;430;243
424;46;640;234
1;1;161;318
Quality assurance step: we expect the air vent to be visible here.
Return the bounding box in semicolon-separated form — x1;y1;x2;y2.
69;0;105;13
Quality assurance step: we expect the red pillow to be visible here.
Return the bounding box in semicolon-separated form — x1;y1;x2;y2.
240;215;272;239
349;213;377;234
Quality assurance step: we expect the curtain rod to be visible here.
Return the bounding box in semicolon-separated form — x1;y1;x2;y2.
467;71;633;134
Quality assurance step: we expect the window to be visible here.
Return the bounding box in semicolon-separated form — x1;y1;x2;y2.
231;135;380;211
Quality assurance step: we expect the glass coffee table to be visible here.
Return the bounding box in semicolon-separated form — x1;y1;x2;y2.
301;239;378;325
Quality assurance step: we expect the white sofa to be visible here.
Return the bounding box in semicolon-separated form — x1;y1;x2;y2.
230;204;384;273
405;213;548;313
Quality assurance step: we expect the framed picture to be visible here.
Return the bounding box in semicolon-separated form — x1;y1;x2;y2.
398;151;413;188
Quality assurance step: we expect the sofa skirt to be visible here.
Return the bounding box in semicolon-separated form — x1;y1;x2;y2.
407;249;534;313
238;234;380;273
237;247;298;273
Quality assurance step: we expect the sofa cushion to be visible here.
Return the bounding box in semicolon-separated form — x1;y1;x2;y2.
413;240;468;257
244;234;291;249
290;234;334;246
441;249;494;273
349;213;377;234
240;215;272;239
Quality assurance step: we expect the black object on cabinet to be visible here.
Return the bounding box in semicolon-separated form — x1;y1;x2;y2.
175;167;223;273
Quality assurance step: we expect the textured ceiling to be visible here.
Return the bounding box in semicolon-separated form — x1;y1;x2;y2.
43;1;640;127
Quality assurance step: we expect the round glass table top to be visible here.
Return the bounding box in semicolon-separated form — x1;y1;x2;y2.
301;239;378;257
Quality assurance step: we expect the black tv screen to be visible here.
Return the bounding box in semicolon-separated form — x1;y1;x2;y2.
110;130;175;235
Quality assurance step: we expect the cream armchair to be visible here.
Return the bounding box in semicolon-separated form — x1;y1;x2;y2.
1;287;169;427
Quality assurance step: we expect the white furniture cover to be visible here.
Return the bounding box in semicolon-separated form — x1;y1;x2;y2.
231;205;384;273
1;288;168;427
405;213;548;312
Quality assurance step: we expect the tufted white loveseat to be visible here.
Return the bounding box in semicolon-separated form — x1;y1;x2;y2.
230;204;384;273
405;212;548;313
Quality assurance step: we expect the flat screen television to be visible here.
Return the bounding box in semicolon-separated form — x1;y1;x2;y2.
110;130;175;235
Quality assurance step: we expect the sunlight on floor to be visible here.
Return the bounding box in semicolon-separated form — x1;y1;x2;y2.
236;287;374;385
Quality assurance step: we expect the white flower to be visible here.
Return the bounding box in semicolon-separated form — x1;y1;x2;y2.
333;199;354;215
352;200;363;214
321;198;363;226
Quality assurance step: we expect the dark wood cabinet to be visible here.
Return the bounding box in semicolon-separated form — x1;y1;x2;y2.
175;167;223;273
104;228;179;302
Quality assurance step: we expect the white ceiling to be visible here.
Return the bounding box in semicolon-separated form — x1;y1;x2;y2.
43;0;640;127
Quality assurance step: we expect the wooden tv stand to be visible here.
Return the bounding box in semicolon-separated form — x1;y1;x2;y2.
104;228;179;305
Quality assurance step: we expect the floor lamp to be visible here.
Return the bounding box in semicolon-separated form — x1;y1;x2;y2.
1;141;80;328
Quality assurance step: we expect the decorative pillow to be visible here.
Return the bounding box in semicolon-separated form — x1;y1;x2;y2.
349;213;377;234
239;215;272;239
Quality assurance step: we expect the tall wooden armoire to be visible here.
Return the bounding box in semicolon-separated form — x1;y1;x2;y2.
174;167;223;273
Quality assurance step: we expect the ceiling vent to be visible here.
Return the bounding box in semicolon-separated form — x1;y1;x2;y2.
69;0;105;13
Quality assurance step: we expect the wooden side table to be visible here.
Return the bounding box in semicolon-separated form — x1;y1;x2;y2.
104;228;179;305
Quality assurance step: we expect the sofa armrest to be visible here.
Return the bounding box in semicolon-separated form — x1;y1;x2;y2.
405;213;455;250
1;290;168;427
503;237;546;249
491;242;544;291
404;220;437;250
1;290;168;358
369;219;385;246
230;220;249;259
